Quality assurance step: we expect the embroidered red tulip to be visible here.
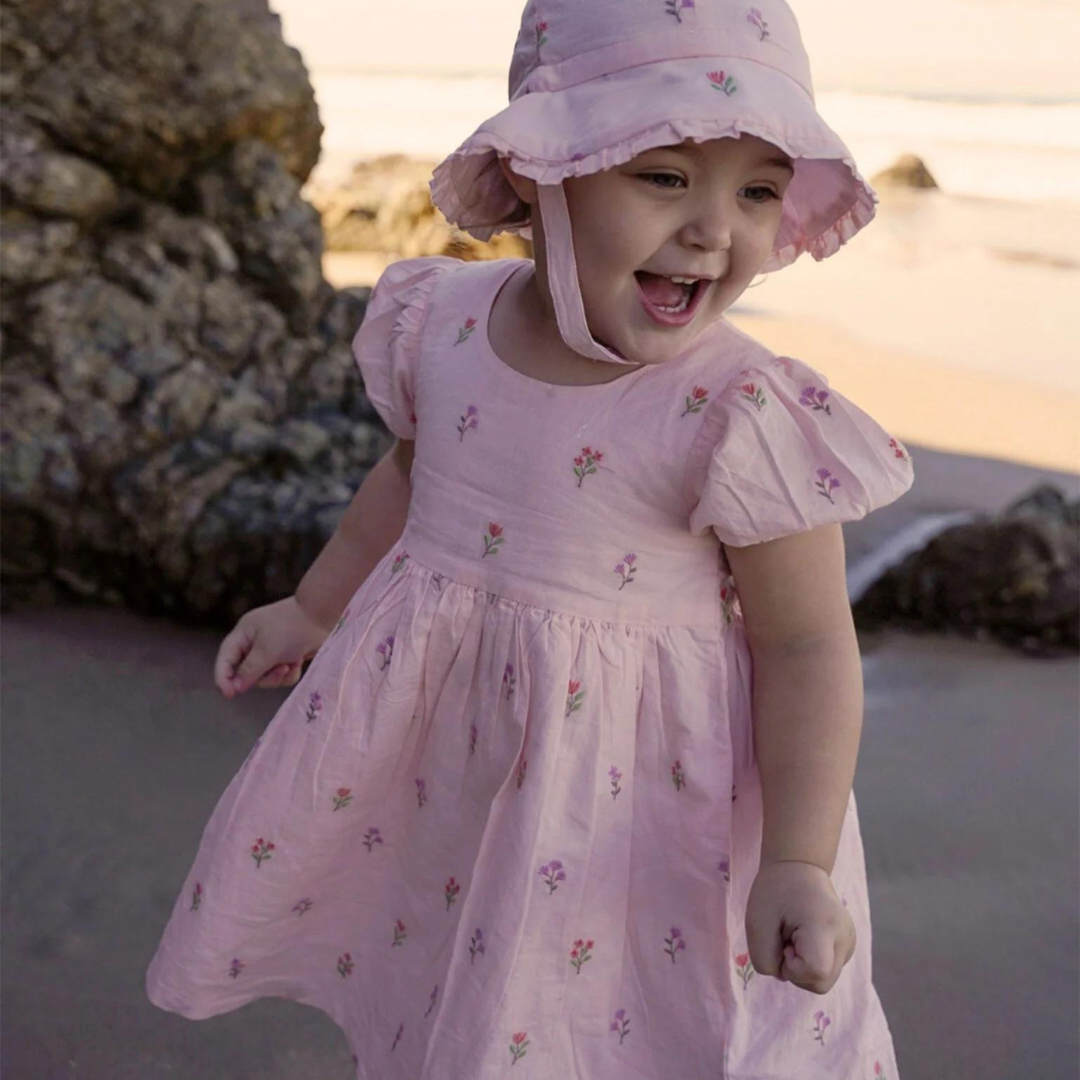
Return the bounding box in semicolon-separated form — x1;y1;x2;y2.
337;951;355;977
718;856;730;882
737;381;767;410
539;859;567;894
747;6;770;40
363;826;383;852
305;691;323;723
663;926;687;963
799;386;832;415
457;404;479;441
566;678;585;716
734;950;755;989
720;578;738;625
376;634;395;670
391;550;410;575
671;758;686;791
569;937;594;974
416;777;427;808
470;927;486;964
516;755;527;789
453;316;477;346
681;384;710;416
889;437;911;461
609;764;623;800
392;918;407;947
535;20;547;46
444;876;461;911
708;69;737;95
610;1007;631;1044
250;836;275;868
482;521;505;557
815;467;841;504
292;898;314;915
664;0;695;22
573;445;605;487
503;662;517;699
469;722;478;755
228;957;244;979
190;881;203;911
509;1030;530;1064
392;1021;404;1051
332;786;353;811
614;552;638;589
813;1009;832;1045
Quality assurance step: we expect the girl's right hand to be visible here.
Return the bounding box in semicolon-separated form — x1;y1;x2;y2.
214;596;334;699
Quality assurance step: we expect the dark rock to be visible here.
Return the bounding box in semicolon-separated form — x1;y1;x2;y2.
870;153;939;191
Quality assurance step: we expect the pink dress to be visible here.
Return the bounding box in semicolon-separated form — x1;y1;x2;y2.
146;256;914;1079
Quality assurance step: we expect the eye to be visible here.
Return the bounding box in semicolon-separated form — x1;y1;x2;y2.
640;172;685;189
639;174;779;203
741;185;779;203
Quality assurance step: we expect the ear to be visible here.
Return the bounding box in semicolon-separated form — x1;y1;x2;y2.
497;155;539;205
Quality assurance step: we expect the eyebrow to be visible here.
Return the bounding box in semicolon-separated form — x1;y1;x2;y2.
648;143;795;174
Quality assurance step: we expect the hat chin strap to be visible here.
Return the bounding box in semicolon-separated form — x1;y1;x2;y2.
537;182;641;367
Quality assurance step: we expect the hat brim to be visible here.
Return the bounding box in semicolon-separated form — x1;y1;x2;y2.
429;55;877;272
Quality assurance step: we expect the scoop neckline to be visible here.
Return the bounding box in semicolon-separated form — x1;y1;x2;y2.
477;259;663;394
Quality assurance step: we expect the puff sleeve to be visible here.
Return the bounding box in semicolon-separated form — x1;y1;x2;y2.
351;256;461;440
684;355;914;547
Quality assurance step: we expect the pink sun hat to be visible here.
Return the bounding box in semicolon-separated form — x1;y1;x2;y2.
429;0;878;366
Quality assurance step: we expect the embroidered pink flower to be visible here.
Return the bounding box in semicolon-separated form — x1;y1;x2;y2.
747;6;770;40
470;927;485;964
566;679;585;716
391;550;410;574
482;521;505;557
535;20;547;47
250;837;274;868
569;937;594;974
813;1009;832;1045
735;950;755;988
610;1007;630;1043
453;316;477;346
305;691;323;722
510;1030;530;1064
707;69;737;95
799;386;832;414
573;445;604;487
376;634;395;670
663;926;687;963
337;951;355;977
539;859;567;894
681;385;709;416
815;467;841;503
457;404;479;440
189;881;203;911
444;876;461;911
664;0;695;23
416;777;427;808
890;437;911;461
614;552;638;589
392;918;407;946
332;786;353;811
609;764;623;800
671;758;686;791
738;381;767;410
363;826;383;851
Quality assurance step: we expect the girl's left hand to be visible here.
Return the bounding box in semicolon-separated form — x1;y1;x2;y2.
744;859;856;995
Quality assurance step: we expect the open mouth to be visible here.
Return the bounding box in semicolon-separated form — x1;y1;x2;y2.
633;272;710;325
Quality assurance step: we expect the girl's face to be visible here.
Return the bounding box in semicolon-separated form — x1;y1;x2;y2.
502;135;794;367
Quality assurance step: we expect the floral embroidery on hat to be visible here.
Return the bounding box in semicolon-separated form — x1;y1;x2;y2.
573;445;604;486
708;70;738;96
889;437;911;462
457;404;479;440
614;552;638;589
482;521;505;556
682;385;709;416
610;1008;631;1043
747;7;770;41
453;316;477;346
664;0;695;22
800;386;832;415
815;467;841;504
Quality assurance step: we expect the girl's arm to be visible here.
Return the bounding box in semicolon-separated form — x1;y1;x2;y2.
724;523;863;876
294;438;416;632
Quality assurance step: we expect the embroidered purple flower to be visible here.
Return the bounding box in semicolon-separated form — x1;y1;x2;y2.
337;951;355;977
747;6;770;40
444;876;461;911
569;937;594;974
610;1007;631;1043
376;634;395;670
663;926;687;963
503;663;516;699
228;957;244;979
539;859;567;895
305;691;323;722
671;758;686;791
510;1031;530;1064
470;927;486;964
681;384;709;416
416;777;427;808
664;0;695;23
614;552;638;590
392;917;407;947
566;679;585;717
890;437;911;461
735;950;755;988
815;466;841;504
189;881;203;911
718;856;730;882
482;521;505;557
813;1009;832;1045
609;764;623;800
363;826;383;852
391;550;410;575
250;836;275;868
707;69;737;95
332;786;353;811
799;386;832;415
453;316;477;346
573;445;604;487
737;381;767;410
457;404;479;440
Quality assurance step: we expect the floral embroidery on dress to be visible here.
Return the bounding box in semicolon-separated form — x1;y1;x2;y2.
566;679;585;716
444;876;461;911
813;1009;832;1045
664;0;695;23
516;756;527;788
735;950;755;988
470;927;485;964
609;764;623;800
416;777;427;808
663;926;687;963
363;826;383;851
539;859;566;894
332;786;353;811
708;69;737;95
482;521;505;557
305;691;323;722
228;957;244;979
569;937;594;973
457;405;479;440
391;550;410;574
509;1030;530;1064
610;1008;631;1044
376;635;395;670
815;467;841;503
747;6;770;40
681;385;709;415
800;386;832;415
718;856;731;882
737;380;767;410
250;837;274;868
573;445;604;486
535;19;547;48
189;882;202;911
453;316;477;346
614;552;638;589
503;663;516;699
391;918;407;947
337;952;355;977
671;758;686;790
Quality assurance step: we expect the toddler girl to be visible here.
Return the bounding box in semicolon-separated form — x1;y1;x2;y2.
146;2;913;1077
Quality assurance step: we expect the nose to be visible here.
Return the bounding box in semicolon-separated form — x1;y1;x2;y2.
679;189;735;254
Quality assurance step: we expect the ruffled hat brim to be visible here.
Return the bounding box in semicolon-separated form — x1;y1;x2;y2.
429;55;877;272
